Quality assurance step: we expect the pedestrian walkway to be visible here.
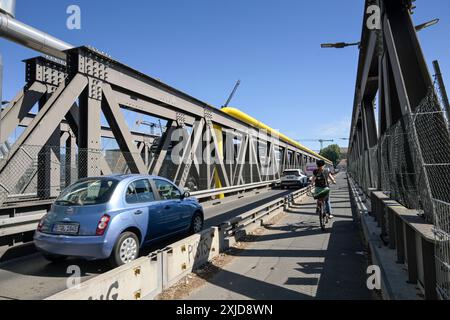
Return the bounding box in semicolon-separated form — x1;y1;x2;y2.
185;174;376;300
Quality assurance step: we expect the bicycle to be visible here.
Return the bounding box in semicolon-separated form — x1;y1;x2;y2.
307;188;330;231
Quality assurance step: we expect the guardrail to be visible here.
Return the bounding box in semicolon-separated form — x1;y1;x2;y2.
0;211;46;238
190;179;279;200
219;185;312;248
0;179;279;246
348;176;438;300
45;185;311;300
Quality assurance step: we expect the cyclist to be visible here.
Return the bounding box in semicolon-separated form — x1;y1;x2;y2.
310;160;336;219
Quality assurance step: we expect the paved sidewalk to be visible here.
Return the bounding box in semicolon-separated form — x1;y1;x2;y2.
185;174;375;300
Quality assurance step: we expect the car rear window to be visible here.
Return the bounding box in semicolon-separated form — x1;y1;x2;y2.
55;178;119;206
283;170;301;176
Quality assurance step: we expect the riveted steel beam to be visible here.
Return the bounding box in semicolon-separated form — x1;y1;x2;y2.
174;119;205;188
0;74;87;200
102;84;147;174
0;82;47;144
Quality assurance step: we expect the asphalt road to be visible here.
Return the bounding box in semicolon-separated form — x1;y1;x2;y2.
0;188;292;300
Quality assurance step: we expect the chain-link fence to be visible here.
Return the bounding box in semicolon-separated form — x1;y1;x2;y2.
349;84;450;300
0;143;287;207
0;146;139;206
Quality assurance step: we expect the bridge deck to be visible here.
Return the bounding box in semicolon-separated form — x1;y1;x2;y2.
184;174;376;300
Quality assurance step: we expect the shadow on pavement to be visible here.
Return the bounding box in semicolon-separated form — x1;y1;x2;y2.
0;232;188;278
0;242;37;263
194;264;314;300
190;177;375;300
222;219;373;299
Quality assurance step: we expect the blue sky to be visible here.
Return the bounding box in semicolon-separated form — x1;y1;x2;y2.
1;0;449;152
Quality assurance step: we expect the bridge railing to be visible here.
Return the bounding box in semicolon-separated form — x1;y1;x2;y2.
349;86;450;300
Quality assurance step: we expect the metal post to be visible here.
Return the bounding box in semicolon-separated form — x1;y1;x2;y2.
433;60;450;123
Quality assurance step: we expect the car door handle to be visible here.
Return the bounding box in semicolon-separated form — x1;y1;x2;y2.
164;205;171;210
134;210;143;215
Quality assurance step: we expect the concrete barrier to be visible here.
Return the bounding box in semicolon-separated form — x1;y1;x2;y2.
161;227;219;289
46;251;163;300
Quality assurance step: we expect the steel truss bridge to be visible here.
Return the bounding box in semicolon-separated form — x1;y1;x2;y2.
0;0;449;300
0;0;330;245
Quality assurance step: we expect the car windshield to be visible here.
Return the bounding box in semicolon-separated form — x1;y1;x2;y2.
283;170;301;177
55;178;119;206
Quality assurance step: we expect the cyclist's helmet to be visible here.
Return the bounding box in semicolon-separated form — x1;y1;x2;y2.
316;160;326;167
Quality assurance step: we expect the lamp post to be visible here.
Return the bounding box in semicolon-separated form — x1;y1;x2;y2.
320;42;360;49
320;19;438;50
415;19;439;32
433;60;450;126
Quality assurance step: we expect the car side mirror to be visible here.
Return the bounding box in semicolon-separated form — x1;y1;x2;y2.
182;191;190;199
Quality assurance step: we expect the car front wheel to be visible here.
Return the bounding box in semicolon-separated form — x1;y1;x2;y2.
109;231;140;268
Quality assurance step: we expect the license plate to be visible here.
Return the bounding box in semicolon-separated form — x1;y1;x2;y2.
53;223;79;235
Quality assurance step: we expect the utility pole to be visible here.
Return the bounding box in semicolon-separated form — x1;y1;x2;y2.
433;60;450;123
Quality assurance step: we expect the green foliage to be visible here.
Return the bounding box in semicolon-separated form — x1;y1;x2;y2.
320;144;341;167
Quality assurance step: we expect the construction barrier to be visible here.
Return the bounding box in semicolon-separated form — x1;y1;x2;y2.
46;251;163;300
162;227;220;289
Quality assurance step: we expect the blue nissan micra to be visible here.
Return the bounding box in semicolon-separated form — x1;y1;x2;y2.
34;174;204;267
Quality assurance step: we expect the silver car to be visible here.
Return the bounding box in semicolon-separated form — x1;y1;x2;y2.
280;169;308;189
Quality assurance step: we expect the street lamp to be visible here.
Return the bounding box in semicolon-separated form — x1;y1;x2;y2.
415;18;439;32
320;42;360;49
321;18;438;50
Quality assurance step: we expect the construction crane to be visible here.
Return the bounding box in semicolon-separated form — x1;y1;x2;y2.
136;119;163;136
222;80;241;108
297;139;334;151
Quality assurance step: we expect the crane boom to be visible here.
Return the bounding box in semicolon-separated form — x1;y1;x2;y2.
222;80;241;108
296;138;334;151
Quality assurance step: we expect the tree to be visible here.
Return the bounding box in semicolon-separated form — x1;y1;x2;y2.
320;144;341;167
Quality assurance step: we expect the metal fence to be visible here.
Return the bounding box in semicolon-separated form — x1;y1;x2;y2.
349;85;450;300
0;144;282;207
0;146;124;206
